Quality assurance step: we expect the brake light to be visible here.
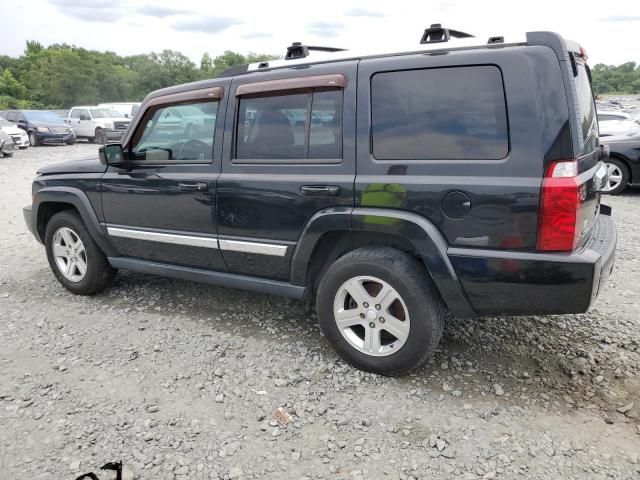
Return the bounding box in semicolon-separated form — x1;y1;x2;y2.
537;160;582;251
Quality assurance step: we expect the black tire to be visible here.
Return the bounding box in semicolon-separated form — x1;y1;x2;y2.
4;152;13;157
316;247;446;375
603;157;630;195
66;140;75;146
29;132;39;147
44;210;117;295
95;129;106;145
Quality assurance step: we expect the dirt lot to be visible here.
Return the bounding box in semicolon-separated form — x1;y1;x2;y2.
1;144;639;480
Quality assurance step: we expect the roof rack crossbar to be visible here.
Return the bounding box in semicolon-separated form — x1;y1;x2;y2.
420;24;474;44
285;42;347;60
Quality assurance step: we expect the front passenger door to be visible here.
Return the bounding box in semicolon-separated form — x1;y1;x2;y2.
100;83;229;271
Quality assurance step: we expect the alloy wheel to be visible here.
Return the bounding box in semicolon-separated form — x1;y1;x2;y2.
52;227;88;282
603;163;623;192
333;276;410;356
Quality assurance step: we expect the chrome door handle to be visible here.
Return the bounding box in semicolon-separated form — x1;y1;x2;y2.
300;185;341;196
178;182;208;192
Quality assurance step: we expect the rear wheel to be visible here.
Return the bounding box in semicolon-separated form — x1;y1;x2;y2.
44;211;117;295
95;129;106;145
603;158;629;195
316;247;446;375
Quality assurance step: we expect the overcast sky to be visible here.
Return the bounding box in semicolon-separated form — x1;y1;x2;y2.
2;0;639;66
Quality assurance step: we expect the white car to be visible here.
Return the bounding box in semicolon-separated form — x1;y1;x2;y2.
66;106;131;144
98;102;141;119
599;112;640;137
0;117;29;149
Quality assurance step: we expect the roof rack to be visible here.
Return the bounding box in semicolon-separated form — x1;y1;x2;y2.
420;24;474;44
285;42;347;60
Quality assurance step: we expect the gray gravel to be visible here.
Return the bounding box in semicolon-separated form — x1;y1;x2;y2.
1;144;639;479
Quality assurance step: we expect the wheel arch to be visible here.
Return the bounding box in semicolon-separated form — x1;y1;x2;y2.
290;207;475;317
32;187;116;256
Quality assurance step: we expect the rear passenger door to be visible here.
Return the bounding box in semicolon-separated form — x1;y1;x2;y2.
217;62;357;281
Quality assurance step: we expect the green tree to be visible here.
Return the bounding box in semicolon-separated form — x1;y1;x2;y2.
0;69;28;99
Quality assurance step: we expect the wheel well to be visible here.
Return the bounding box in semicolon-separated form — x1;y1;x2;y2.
306;231;420;293
37;202;78;239
609;153;632;183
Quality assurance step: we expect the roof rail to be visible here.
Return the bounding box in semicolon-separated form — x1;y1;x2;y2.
420;24;474;44
285;42;347;60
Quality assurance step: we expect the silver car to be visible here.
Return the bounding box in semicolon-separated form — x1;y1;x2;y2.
0;130;14;157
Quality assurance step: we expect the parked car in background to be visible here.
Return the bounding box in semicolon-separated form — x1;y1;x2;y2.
98;102;141;119
0;110;75;146
599;112;640;137
0;117;29;149
0;130;14;157
597;111;630;123
154;104;217;139
600;133;640;194
66;106;130;144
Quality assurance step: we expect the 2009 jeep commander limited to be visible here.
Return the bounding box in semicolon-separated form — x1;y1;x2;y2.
24;27;616;374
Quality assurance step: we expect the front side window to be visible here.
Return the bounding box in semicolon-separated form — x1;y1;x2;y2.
235;88;343;161
130;100;218;162
371;66;509;160
70;109;81;119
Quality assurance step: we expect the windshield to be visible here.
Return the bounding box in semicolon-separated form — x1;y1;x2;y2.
24;111;64;123
90;108;121;119
0;119;12;127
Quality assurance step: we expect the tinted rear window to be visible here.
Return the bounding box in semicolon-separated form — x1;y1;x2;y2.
371;66;509;160
574;62;598;154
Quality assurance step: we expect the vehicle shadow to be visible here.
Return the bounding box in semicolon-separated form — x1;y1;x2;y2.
102;270;636;413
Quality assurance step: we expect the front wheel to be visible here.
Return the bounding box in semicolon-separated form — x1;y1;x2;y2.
602;158;629;195
316;247;446;375
29;132;39;147
3;152;13;157
44;211;117;295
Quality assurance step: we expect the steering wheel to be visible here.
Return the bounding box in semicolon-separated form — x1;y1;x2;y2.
176;139;209;160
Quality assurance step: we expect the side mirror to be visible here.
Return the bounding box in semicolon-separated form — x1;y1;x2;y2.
99;143;126;166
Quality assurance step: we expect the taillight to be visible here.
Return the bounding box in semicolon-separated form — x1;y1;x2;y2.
537;160;582;252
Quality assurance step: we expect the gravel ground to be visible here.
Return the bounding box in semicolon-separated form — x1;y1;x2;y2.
1;144;639;480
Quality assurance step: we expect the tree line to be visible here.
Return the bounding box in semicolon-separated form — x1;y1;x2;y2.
591;62;640;96
0;41;638;110
0;41;278;110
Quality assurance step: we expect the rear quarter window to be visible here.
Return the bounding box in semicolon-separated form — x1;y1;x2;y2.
574;62;598;155
371;65;509;160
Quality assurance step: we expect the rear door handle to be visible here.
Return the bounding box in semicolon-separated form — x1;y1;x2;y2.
300;185;341;196
178;182;208;192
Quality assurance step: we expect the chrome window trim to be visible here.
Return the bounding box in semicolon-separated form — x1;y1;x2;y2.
107;227;219;249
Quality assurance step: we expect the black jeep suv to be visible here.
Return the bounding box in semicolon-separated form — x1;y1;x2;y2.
24;28;616;374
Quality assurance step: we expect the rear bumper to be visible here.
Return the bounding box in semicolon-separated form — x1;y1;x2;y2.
448;209;616;315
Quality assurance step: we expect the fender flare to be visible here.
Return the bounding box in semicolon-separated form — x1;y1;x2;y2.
290;207;475;317
31;186;117;257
